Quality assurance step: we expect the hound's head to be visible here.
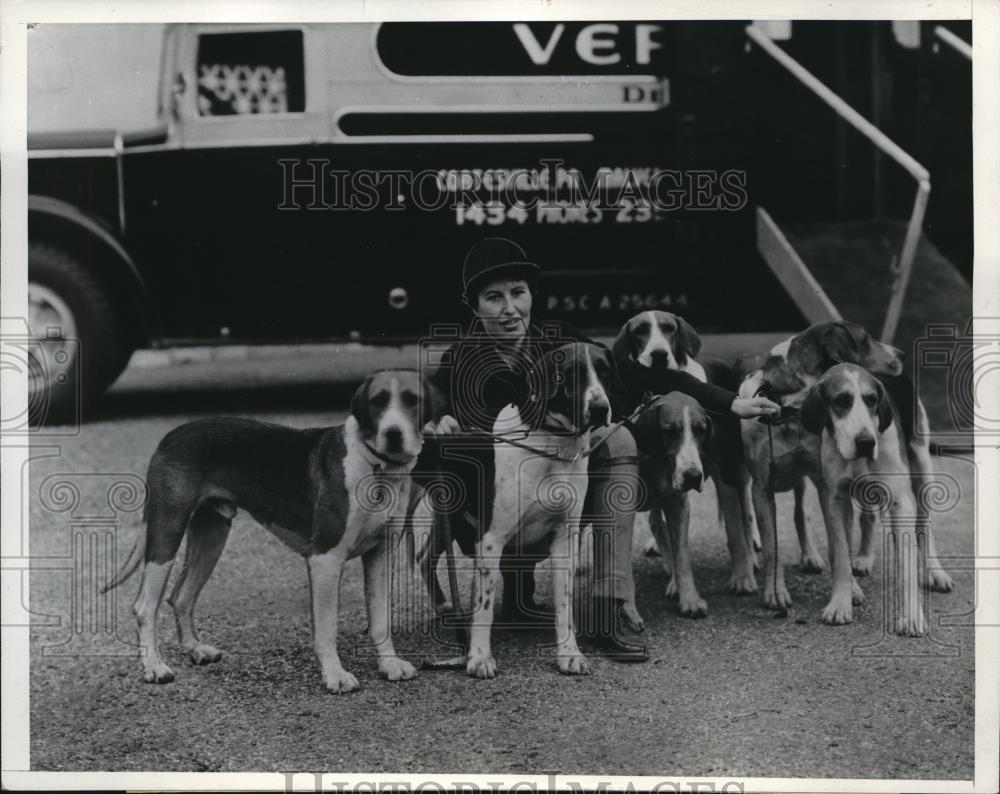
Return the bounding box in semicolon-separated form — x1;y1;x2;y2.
790;321;905;377
350;369;442;461
612;311;702;370
634;392;712;493
799;363;893;461
534;342;615;432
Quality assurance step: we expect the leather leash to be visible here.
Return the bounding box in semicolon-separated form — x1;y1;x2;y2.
440;394;657;464
419;395;654;668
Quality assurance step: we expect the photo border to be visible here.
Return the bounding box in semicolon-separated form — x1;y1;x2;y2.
2;1;997;791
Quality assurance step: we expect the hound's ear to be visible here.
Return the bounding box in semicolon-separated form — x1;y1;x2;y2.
799;385;829;435
866;340;906;377
875;379;894;434
703;413;714;444
350;375;374;433
611;321;634;364
420;377;444;427
821;322;863;366
676;316;703;359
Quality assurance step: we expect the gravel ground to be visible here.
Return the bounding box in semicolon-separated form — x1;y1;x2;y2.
25;356;976;779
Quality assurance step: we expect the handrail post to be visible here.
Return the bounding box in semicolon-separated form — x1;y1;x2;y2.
881;179;931;344
745;24;932;345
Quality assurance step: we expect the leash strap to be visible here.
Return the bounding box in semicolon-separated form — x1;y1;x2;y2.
362;440;414;469
439;395;655;464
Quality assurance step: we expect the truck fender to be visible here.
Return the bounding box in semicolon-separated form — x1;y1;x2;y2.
28;194;159;343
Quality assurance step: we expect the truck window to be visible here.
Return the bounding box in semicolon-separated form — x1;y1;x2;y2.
196;29;305;116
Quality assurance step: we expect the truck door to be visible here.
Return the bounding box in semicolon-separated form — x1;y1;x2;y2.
123;24;363;341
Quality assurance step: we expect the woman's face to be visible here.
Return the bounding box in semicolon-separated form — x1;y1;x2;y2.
474;277;532;342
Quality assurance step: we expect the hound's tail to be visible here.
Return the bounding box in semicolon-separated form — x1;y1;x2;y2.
99;526;146;595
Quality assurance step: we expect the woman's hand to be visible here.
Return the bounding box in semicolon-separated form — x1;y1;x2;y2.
423;414;462;436
731;396;781;419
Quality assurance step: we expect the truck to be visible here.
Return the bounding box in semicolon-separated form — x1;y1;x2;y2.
28;20;971;422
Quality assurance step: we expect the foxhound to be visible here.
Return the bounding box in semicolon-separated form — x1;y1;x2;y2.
101;369;441;692
612;310;707;380
739;321;954;615
454;341;617;678
613;311;761;598
799;363;927;634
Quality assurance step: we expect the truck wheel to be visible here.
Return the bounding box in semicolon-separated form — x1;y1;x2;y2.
27;242;130;424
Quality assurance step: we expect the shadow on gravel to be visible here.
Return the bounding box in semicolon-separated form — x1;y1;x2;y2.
93;381;362;421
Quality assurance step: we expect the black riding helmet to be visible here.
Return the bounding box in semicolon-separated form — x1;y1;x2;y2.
461;237;542;306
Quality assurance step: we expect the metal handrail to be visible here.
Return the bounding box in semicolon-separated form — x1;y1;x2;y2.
934;26;973;61
745;24;932;345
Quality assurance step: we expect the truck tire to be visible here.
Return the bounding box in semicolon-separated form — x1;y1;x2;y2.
27;242;131;424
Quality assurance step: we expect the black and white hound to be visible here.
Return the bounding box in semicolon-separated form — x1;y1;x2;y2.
457;341;616;678
101;369;441;692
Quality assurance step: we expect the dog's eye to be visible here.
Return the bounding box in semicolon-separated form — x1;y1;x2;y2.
660;323;676;334
400;390;418;408
832;393;853;411
370;390;390;408
862;393;877;408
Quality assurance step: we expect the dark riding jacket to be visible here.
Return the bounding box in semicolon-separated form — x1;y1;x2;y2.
430;319;630;429
430;319;738;427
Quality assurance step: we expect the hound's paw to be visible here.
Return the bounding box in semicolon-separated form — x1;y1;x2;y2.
141;659;176;684
852;554;875;577
895;611;928;637
678;595;708;619
799;551;826;574
556;652;591;676
821;595;853;625
466;653;497;679
323;668;360;694
729;570;758;595
927;568;956;593
763;585;792;610
620;601;646;633
379;657;418;682
187;644;223;666
642;538;661;557
851;579;866;606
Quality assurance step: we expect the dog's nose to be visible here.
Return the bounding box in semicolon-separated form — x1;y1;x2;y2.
384;427;404;452
855;436;876;459
587;403;609;427
681;469;703;492
649;349;670;367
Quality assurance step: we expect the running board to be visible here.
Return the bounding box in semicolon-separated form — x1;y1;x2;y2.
755;206;842;324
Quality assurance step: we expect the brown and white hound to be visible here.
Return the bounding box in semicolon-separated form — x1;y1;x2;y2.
101;369;441;692
614;311;762;601
739;321;954;616
799;363;927;633
612;310;707;381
